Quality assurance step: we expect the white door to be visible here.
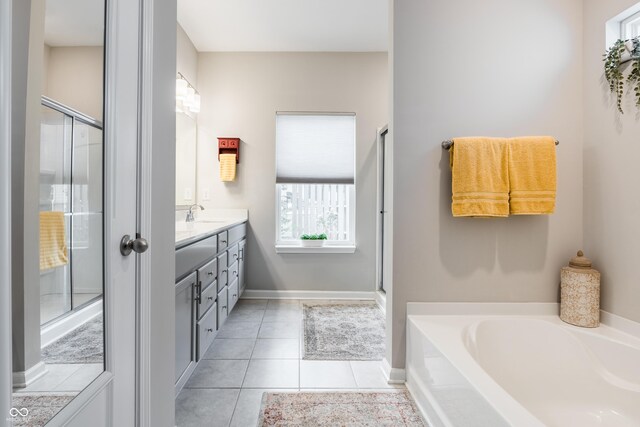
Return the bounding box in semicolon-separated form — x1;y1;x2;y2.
1;0;141;425
59;0;142;424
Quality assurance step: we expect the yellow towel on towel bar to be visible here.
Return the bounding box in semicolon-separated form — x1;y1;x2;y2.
219;153;237;182
508;136;556;215
40;211;68;271
450;137;510;217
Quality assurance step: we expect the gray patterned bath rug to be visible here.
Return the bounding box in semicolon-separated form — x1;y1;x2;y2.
41;316;104;364
258;392;427;426
303;303;385;360
11;392;76;427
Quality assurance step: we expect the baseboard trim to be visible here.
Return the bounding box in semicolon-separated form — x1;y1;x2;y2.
241;290;376;300
13;361;48;388
381;357;405;384
41;300;103;348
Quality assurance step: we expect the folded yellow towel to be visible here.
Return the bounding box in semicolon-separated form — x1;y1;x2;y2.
40;211;68;271
508;136;556;215
450;137;510;217
219;153;236;182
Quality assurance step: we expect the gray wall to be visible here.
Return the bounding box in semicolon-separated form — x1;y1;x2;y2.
177;23;197;87
196;52;389;293
11;0;43;374
583;0;640;323
391;0;584;368
44;46;104;120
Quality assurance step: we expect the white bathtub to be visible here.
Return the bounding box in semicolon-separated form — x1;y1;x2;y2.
405;303;640;427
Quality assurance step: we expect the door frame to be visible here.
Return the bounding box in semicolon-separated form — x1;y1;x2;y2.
1;0;14;424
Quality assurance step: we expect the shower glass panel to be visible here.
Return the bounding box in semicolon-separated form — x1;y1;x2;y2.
39;105;73;324
39;99;104;325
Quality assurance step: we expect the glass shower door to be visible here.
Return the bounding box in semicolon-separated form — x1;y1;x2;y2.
39;105;73;324
71;122;104;308
39;100;104;325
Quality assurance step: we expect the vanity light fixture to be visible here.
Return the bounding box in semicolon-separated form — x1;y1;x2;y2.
176;72;201;114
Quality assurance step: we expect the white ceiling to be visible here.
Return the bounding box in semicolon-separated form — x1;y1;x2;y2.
44;0;104;47
177;0;388;52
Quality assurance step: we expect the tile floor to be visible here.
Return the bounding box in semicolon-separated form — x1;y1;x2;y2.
176;299;403;427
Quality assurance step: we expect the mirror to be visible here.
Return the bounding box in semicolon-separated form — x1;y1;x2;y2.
176;111;197;206
12;0;105;424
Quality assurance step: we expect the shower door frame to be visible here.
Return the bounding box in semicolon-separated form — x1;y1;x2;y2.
40;96;105;327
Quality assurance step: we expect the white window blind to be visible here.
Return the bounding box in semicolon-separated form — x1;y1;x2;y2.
276;113;356;184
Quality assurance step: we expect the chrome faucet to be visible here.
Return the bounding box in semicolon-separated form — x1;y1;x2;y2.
186;204;204;222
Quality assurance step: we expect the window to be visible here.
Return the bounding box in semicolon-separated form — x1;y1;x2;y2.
275;113;356;250
622;10;640;39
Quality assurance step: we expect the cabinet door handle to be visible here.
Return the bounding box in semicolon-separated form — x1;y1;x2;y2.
194;282;201;303
234;271;238;277
222;305;227;310
207;296;214;301
221;240;227;244
206;328;213;333
207;271;213;276
233;294;237;298
233;253;238;258
222;269;227;273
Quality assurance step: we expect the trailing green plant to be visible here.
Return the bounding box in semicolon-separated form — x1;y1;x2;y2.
603;37;640;113
300;233;328;240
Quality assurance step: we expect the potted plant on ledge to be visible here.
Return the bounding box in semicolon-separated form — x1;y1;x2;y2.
300;233;328;248
604;36;640;113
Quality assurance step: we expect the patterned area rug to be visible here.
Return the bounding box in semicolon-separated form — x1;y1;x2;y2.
41;317;104;364
258;392;427;426
11;393;76;427
303;303;385;360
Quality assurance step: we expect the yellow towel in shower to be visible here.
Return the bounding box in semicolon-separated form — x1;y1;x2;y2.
40;211;68;271
508;136;556;215
450;137;510;217
219;153;236;182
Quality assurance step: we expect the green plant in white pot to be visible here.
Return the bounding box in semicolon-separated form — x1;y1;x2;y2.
300;233;327;248
603;36;640;113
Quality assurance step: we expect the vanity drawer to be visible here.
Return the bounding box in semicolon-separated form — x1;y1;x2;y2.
228;278;239;312
197;280;217;320
227;244;239;266
197;257;217;289
228;223;246;245
197;303;217;360
218;230;229;252
217;252;228;289
217;286;228;328
228;260;239;284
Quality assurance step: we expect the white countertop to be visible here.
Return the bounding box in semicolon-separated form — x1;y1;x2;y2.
175;209;248;248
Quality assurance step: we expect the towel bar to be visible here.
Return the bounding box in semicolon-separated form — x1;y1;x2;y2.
442;139;559;150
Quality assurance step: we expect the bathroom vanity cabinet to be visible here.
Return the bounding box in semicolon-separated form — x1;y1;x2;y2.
174;221;247;394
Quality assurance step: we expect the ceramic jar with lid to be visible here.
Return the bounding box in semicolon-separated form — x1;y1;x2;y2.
560;250;601;328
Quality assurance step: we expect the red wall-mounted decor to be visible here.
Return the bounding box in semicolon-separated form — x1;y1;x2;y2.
218;137;240;163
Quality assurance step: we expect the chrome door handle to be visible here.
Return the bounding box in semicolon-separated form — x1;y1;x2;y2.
120;234;149;256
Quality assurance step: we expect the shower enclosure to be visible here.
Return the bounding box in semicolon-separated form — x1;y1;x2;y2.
39;97;103;325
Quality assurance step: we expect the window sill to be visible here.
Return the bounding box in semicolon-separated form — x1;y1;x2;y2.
275;244;356;254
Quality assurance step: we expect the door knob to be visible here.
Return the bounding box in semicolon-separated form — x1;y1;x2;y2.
120;234;149;256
